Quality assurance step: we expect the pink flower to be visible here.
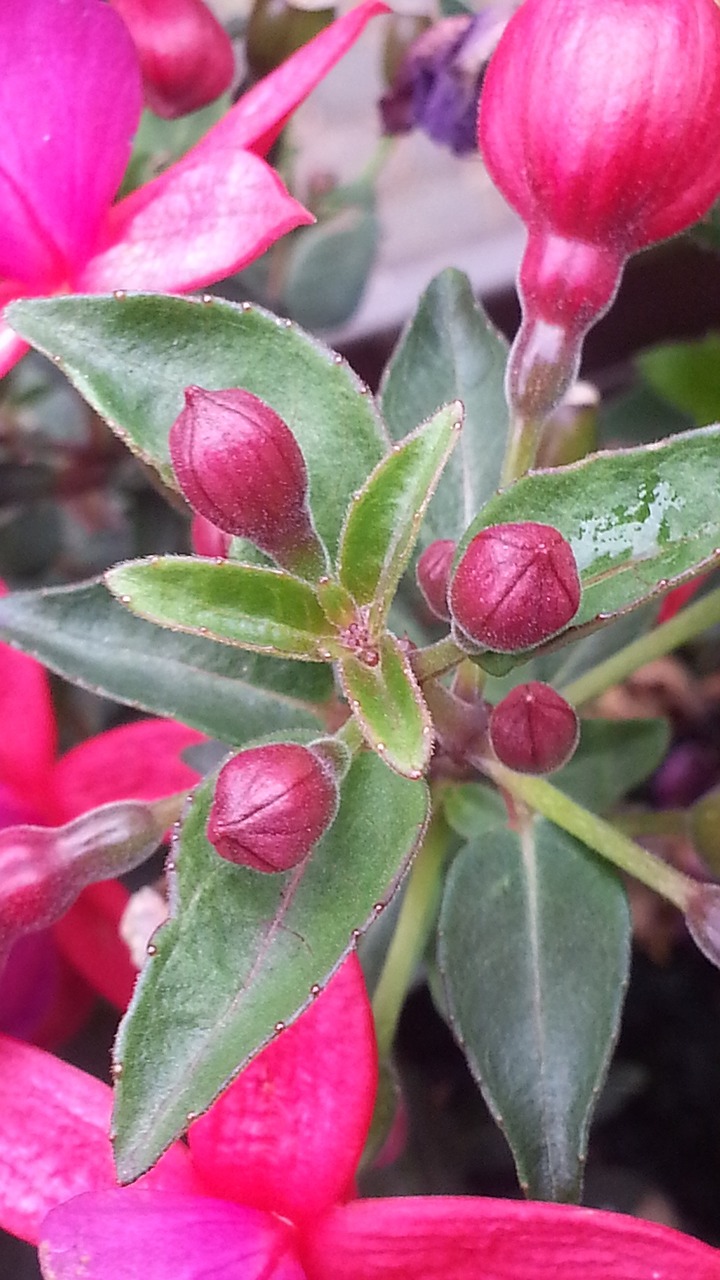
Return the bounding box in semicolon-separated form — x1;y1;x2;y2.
108;0;235;119
0;582;203;1040
0;0;387;376
0;954;718;1278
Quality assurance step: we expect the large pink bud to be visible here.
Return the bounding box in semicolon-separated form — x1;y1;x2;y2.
449;521;580;652
109;0;234;119
207;744;339;873
489;682;579;774
478;0;720;441
170;387;325;578
416;538;456;621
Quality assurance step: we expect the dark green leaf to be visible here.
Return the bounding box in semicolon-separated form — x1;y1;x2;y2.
0;579;330;741
339;633;433;778
553;718;670;812
597;383;692;448
438;819;630;1200
460;426;720;636
106;557;336;660
7;294;386;558
282;206;379;331
380;269;509;543
112;754;429;1181
441;782;507;840
339;403;463;626
638;334;720;427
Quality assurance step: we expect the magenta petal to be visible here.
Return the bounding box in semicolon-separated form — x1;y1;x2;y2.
0;1036;196;1244
0;608;56;814
51;718;204;822
0;0;141;290
187;0;390;156
78;150;312;292
303;1197;720;1280
39;1190;308;1280
189;955;377;1226
0;319;29;378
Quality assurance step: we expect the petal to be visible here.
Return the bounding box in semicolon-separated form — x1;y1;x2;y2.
303;1197;720;1280
0;0;141;290
52;881;136;1011
188;953;377;1225
0;929;94;1047
77;150;312;293
40;1190;308;1280
0;1036;196;1244
0;592;56;813
187;0;390;156
51;718;204;822
0;318;29;379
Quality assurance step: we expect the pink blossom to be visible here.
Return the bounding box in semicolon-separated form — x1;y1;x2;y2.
0;581;204;1037
0;954;718;1278
0;0;387;376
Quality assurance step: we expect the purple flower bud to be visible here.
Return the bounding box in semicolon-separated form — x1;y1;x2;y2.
380;9;508;156
489;682;579;774
449;521;581;651
207;743;339;873
416;538;456;621
170;387;325;577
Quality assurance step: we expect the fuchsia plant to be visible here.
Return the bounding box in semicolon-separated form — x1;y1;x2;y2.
0;0;386;375
1;955;720;1279
7;0;720;1272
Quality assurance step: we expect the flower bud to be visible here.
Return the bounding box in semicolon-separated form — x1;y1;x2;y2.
207;743;339;873
190;513;231;559
246;0;335;83
449;521;581;652
416;539;456;621
170;387;325;578
489;682;579;774
109;0;234;119
478;0;720;427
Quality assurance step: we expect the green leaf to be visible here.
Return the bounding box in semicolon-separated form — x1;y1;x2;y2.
438;819;630;1201
441;782;507;840
638;334;720;427
7;293;387;558
380;269;509;543
107;557;336;660
553;718;670;812
460;426;720;637
598;383;692;448
282;205;379;331
0;579;330;742
112;754;429;1182
338;403;463;626
339;633;433;778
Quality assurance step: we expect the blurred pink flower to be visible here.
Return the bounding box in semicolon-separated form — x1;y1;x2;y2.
0;954;718;1279
0;0;386;375
0;581;203;1041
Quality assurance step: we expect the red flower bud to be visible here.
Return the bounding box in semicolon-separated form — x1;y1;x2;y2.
416;538;456;621
170;387;325;577
489;682;579;774
449;521;580;651
207;743;339;873
190;512;231;559
479;0;720;427
109;0;234;119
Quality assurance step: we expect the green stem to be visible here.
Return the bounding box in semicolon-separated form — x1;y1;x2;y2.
411;635;466;683
500;411;542;487
613;809;689;838
562;584;720;708
480;757;694;909
372;808;452;1058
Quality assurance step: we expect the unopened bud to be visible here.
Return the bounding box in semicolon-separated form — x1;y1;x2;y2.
0;800;170;973
479;0;720;425
246;0;335;82
170;387;326;578
449;521;581;652
191;512;231;559
109;0;235;119
489;682;579;774
207;743;339;873
416;539;455;621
